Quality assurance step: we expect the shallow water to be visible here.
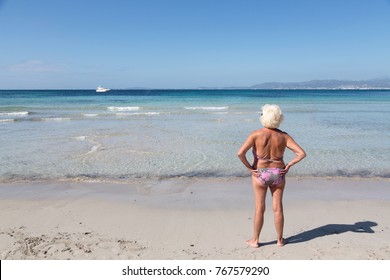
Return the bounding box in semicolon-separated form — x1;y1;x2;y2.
1;89;389;182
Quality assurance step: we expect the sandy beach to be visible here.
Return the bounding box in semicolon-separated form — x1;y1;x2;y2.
0;177;389;260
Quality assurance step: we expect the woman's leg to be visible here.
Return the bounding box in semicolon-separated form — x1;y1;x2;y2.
246;175;268;248
270;180;285;246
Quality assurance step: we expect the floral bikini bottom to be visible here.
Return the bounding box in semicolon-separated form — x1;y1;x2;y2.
255;168;285;187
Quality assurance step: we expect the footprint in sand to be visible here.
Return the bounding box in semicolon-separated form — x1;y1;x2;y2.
0;228;146;259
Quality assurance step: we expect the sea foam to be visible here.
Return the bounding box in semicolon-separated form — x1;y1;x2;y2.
83;113;98;117
40;117;71;121
107;106;141;111
184;106;229;110
116;112;160;116
74;136;87;141
0;111;29;116
0;119;15;123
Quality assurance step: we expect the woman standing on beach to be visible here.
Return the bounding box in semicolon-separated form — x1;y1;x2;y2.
237;104;306;248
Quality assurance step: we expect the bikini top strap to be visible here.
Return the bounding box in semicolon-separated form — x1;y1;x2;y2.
252;149;283;162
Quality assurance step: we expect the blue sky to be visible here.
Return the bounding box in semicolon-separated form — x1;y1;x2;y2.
1;0;390;89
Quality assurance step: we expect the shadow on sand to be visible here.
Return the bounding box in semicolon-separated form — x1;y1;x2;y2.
260;221;378;247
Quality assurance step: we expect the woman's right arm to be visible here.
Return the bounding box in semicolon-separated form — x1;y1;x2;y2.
281;134;306;175
237;133;258;175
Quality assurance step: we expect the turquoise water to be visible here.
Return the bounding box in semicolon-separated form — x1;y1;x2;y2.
1;89;390;182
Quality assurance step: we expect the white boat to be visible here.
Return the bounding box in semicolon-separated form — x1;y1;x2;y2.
96;86;110;93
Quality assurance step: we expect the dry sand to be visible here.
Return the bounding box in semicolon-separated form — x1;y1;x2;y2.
1;177;389;260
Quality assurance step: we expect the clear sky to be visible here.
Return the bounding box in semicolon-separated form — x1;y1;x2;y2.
1;0;390;89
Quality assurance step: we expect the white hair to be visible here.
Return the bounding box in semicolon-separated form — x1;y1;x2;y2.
260;104;284;128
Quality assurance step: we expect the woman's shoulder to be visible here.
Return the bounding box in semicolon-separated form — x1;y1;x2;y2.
271;129;291;142
276;129;289;136
265;128;289;136
251;128;268;136
251;128;289;138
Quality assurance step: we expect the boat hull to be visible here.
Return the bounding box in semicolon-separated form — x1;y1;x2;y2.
96;87;110;93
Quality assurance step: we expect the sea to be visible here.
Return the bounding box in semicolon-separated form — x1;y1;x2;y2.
1;89;389;183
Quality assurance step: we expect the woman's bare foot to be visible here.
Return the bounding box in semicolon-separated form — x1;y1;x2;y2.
245;239;260;248
277;238;285;247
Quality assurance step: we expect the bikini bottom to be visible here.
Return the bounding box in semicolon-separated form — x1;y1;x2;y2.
255;168;284;187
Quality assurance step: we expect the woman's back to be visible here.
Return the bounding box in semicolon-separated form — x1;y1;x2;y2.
253;128;287;168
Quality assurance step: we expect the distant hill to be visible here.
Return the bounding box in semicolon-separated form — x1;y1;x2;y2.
251;78;390;89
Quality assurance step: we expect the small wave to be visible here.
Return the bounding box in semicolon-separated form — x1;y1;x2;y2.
322;169;388;178
40;117;71;121
87;145;100;155
213;112;228;115
0;118;15;123
184;106;229;110
83;113;98;117
107;106;141;111
116;112;160;116
74;136;87;141
0;111;29;116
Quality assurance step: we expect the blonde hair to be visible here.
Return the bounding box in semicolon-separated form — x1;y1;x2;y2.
260;104;284;128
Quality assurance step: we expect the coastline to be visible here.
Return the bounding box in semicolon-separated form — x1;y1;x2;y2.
1;176;389;260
